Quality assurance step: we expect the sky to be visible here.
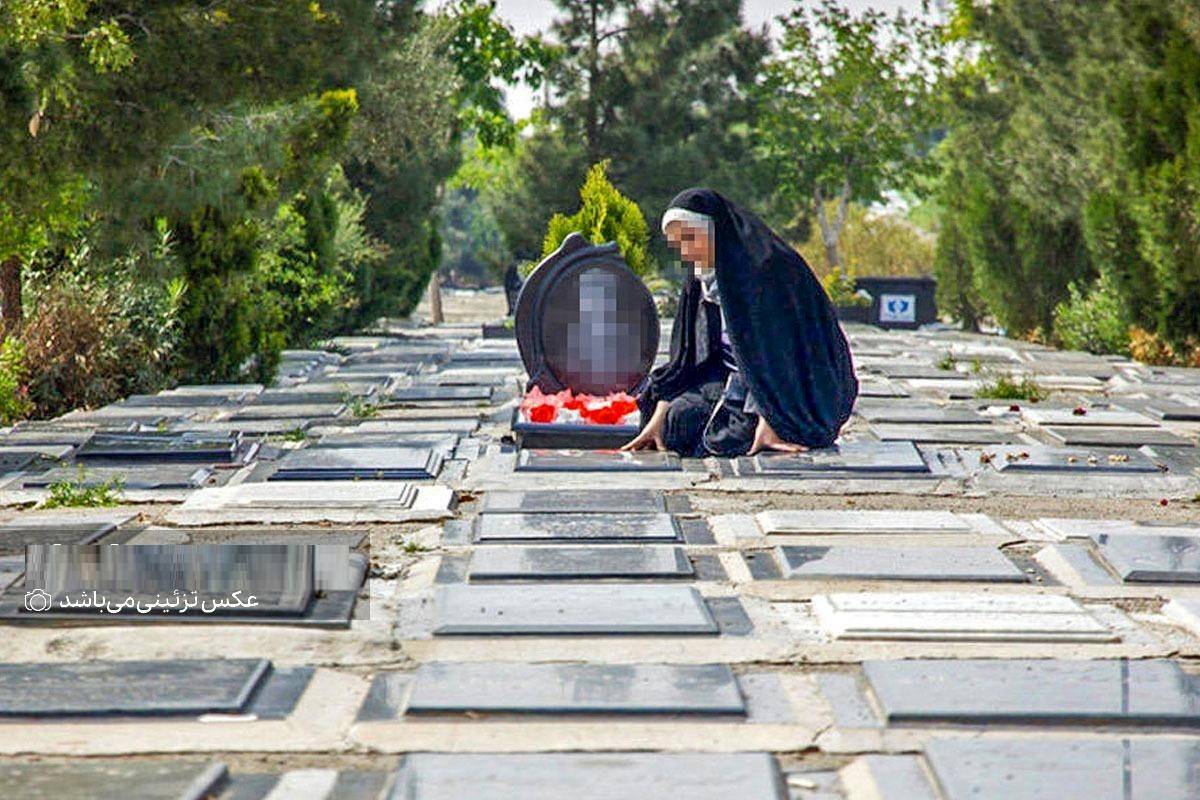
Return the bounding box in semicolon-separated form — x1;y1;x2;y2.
489;0;934;117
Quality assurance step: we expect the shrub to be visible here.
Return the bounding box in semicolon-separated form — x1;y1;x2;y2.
797;203;936;278
543;161;653;277
1052;271;1130;355
821;267;871;307
1128;326;1178;366
21;238;183;417
0;338;32;425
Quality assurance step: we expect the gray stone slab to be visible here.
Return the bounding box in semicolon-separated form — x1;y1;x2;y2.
0;658;270;717
77;431;239;462
0;511;127;555
387;753;784;800
869;423;1016;445
1091;531;1200;583
864;659;1200;726
1023;408;1158;427
1145;402;1200;421
388;385;494;402
467;546;692;580
481;489;668;514
856;405;983;425
980;445;1163;474
404;663;743;715
432;584;718;635
754;441;928;474
271;447;441;480
22;465;214;490
855;756;938;800
925;738;1200;800
778;545;1026;582
516;449;681;472
230;403;346;421
1042;426;1194;448
475;513;679;543
0;760;228;800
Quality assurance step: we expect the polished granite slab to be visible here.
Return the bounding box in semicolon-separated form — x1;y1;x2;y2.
466;546;693;580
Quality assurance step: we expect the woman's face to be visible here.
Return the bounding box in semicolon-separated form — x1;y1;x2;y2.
665;220;714;275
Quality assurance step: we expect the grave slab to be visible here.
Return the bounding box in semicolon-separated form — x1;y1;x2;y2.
475;513;679;543
466;546;692;580
386;753;784;800
812;593;1114;642
777;545;1026;582
979;445;1163;474
925;738;1200;800
0;760;228;800
481;489;667;514
270;447;442;481
387;385;494;403
1022;408;1158;427
230;403;346;421
0;658;269;717
1041;426;1194;448
516;449;682;472
855;405;983;425
403;662;743;715
76;431;240;462
757;510;973;536
869;423;1018;445
1090;531;1200;583
863;659;1200;726
432;584;718;635
1145;402;1200;422
754;441;928;475
22;465;214;490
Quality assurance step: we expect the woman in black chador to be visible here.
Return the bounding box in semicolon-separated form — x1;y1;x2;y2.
623;188;858;457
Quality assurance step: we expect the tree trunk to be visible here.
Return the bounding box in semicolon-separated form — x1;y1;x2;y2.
814;181;852;273
586;0;600;165
0;255;22;335
427;272;444;325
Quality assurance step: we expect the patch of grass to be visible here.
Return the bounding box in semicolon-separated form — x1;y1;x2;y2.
403;539;428;554
348;396;379;419
936;352;956;371
976;374;1047;402
41;467;123;509
969;358;983;374
267;427;308;443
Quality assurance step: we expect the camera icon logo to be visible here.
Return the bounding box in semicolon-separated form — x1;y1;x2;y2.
23;589;53;612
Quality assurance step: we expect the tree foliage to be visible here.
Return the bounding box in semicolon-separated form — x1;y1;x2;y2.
544;161;652;276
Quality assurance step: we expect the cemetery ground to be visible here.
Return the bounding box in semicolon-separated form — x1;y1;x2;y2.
1;288;1200;798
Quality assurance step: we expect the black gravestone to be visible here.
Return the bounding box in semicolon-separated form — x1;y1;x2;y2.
516;233;659;396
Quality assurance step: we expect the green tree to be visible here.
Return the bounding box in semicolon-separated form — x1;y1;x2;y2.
759;0;947;272
543;161;652;276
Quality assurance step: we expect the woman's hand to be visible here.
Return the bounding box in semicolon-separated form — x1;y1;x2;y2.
621;400;669;451
747;415;807;455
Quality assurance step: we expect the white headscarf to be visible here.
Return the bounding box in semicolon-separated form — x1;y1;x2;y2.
661;207;713;234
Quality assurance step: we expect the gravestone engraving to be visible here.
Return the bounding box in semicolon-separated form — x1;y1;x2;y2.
475;513;679;543
404;663;743;715
758;509;972;535
980;445;1162;474
0;658;270;716
869;423;1016;445
466;546;693;580
777;545;1026;582
432;584;718;635
387;385;494;403
856;405;983;425
863;659;1200;726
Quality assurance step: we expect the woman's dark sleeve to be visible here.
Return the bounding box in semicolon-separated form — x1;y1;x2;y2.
639;279;702;413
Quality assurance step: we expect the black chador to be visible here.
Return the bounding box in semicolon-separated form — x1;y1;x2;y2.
638;189;858;456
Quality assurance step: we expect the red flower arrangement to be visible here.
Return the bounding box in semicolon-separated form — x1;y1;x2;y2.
521;386;639;426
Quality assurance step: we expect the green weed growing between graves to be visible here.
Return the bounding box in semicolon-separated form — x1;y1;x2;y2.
41;467;123;509
976;374;1047;402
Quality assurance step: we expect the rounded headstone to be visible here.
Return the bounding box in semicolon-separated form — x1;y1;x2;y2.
516;232;659;396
